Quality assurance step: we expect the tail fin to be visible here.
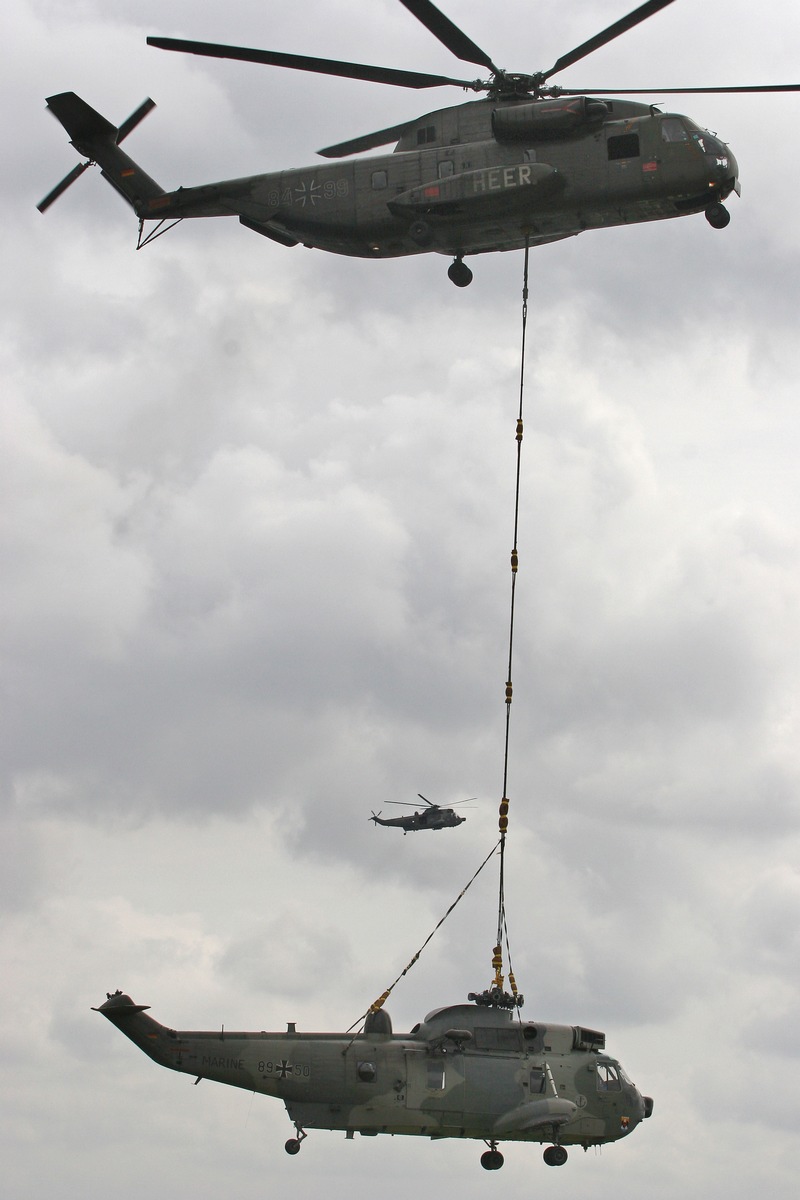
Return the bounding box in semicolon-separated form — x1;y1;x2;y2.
93;990;182;1072
40;92;164;215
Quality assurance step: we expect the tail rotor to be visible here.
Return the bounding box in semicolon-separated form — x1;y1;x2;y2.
37;161;93;213
38;96;156;213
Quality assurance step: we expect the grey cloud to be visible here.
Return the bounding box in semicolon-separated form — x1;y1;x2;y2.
5;4;800;1199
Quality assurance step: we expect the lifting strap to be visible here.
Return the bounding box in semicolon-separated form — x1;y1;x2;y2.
345;840;499;1045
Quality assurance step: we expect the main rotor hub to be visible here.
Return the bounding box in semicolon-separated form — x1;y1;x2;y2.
468;986;525;1010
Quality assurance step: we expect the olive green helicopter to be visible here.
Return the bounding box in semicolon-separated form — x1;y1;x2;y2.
94;987;652;1170
39;0;799;285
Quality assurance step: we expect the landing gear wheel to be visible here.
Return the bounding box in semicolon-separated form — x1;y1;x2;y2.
705;203;730;229
448;257;473;287
543;1144;568;1167
480;1149;504;1171
285;1124;307;1156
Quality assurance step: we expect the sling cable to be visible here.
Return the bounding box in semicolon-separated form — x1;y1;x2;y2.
470;239;530;1012
357;245;532;1031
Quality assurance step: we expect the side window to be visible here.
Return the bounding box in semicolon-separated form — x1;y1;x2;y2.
608;133;640;160
438;159;454;179
416;125;437;145
426;1061;445;1090
596;1063;622;1092
371;170;388;190
529;1067;546;1094
523;148;537;163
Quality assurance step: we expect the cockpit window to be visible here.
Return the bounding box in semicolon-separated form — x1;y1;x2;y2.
661;117;689;143
596;1063;622;1092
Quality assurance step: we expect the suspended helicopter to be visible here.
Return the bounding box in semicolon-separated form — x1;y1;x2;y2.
94;988;652;1170
370;793;474;832
38;0;799;285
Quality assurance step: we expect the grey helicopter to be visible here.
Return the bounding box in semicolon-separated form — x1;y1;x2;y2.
370;793;474;833
38;0;799;285
94;987;652;1170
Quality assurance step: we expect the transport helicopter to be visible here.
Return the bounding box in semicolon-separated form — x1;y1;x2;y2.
38;0;799;285
94;987;653;1170
370;793;474;832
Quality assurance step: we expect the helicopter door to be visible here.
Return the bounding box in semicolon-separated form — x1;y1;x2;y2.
605;125;642;201
460;1049;525;1123
593;1059;625;1122
404;1051;464;1127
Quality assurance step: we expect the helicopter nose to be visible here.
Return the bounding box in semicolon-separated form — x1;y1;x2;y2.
729;148;741;196
709;144;740;198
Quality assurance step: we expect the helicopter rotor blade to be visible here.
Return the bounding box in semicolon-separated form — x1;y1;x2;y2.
146;3;799;112
318;117;421;159
147;37;476;90
116;97;157;143
551;83;800;95
385;800;433;808
398;0;499;74
541;0;676;83
37;160;91;213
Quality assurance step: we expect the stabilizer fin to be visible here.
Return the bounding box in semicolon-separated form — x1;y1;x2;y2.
46;92;118;143
40;93;163;215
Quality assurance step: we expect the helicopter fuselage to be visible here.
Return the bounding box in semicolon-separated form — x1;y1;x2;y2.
96;992;651;1165
371;807;466;831
48;91;738;268
144;96;739;257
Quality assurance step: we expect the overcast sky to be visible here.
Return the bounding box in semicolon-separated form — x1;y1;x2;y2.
3;1;800;1197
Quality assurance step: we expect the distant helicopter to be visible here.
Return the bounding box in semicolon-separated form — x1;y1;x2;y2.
38;0;799;285
370;794;473;833
95;988;652;1170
